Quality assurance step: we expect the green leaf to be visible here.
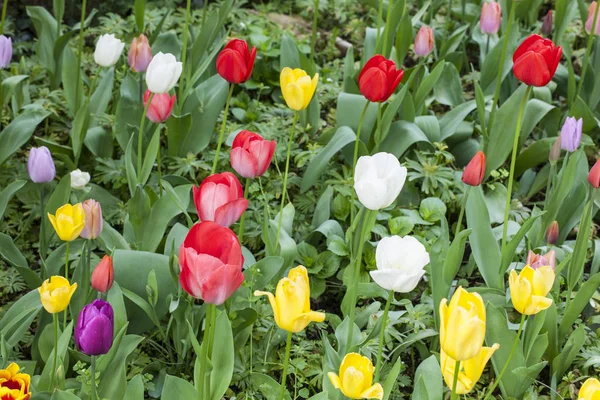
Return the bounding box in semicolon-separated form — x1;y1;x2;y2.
249;373;291;400
0;105;50;165
70;102;90;162
37;321;73;392
439;100;477;141
134;0;145;32
89;67;115;123
50;391;80;400
411;355;442;400
382;355;404;400
552;325;585;382
61;46;84;116
560;271;600;338
125;135;138;197
414;62;444;111
161;375;198;399
0;289;42;347
139;125;161;186
433;62;463;107
26;6;59;86
500;211;544;274
124;374;145;400
98;334;144;400
210;310;234;400
2;75;28;107
0;180;26;221
243;257;284;291
0;232;41;289
379;120;432;158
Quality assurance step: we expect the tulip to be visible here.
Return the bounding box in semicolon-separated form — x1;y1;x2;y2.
509;265;554;315
354;152;407;211
439;287;486;361
579;378;600;399
27;146;55;183
38;276;77;314
230;130;276;178
370;236;429;292
70;169;90;190
280;67;319;111
549;136;561;165
0;35;12;69
254;266;325;332
589;159;600;188
145;52;183;94
358;55;404;103
75;299;114;355
179;221;244;305
80;199;102;240
541;10;553;36
414;26;434;57
47;203;86;242
462;151;486;186
526;249;556;270
560;116;583;152
327;353;384;399
143;90;176;123
192;172;249;227
480;2;501;35
216;38;257;84
586;2;600;36
94;34;125;67
440;344;500;394
128;34;152;72
91;255;114;293
0;362;31;400
545;222;559;245
512;34;562;87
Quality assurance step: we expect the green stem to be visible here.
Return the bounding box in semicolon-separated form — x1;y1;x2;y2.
350;102;371;226
84;239;92;296
279;331;293;400
63;241;70;330
75;0;88;111
374;290;393;382
310;0;320;61
446;0;452;33
238;178;251;242
576;2;600;102
374;102;383;152
178;0;192;113
87;73;98;104
137;92;154;177
501;86;531;252
90;356;97;400
50;313;58;389
483;313;526;400
543;163;555;210
0;0;9;33
450;359;460;400
205;305;217;398
485;34;490;56
157;124;163;196
139;73;144;103
376;0;383;52
258;177;272;221
201;0;209;28
455;186;470;237
39;186;47;272
382;0;394;57
275;111;299;249
211;84;234;174
198;305;214;399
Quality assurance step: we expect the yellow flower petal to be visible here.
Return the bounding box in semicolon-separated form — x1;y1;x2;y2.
580;377;600;399
360;383;384;400
328;372;342;389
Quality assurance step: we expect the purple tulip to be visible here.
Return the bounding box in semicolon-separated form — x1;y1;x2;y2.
560;116;583;152
0;35;12;68
27;146;56;183
75;299;114;356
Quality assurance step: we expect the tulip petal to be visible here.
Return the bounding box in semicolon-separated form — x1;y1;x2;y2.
513;51;551;86
292;310;326;332
327;372;342;389
214;198;249;227
360;383;384;400
342;366;366;398
527;295;553;314
370;268;425;293
282;82;306;111
230;147;259;178
201;263;245;305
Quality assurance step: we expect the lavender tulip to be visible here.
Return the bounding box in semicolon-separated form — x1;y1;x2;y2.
75;299;114;356
27;147;56;183
560;116;583;152
0;35;12;68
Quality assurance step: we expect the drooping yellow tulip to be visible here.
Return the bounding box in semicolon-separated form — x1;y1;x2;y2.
38;276;77;314
327;353;384;399
0;362;31;400
254;266;325;332
579;377;600;399
280;67;318;111
47;203;86;241
509;265;554;315
440;344;500;394
439;287;486;361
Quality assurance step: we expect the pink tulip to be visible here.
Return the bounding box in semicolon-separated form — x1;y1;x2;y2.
80;199;103;240
586;2;600;35
230;130;276;178
128;34;152;72
526;250;556;270
414;26;434;57
193;172;249;227
143;90;176;123
480;2;501;35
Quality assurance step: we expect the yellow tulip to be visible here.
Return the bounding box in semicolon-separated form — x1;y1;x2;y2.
38;276;77;314
0;362;31;400
440;344;500;394
280;67;318;111
439;287;486;361
579;377;600;399
47;203;86;242
254;266;325;332
327;353;384;399
509;265;554;315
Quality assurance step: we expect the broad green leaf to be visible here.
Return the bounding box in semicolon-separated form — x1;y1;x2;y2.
0;289;42;347
0;105;50;166
379;120;432;158
161;375;198;399
414;61;444;111
0;232;41;289
134;0;145;32
139;125;161;186
411;355;442;400
382;355;405;400
70;102;90;162
124;374;145;400
210;311;235;400
0;180;26;221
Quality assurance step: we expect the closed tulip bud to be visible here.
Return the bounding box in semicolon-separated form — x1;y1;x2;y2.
542;10;553;36
145;52;182;94
216;38;256;84
80;199;102;240
513;34;562;87
47;203;86;242
414;26;434;57
586;2;600;36
193;172;249;227
371;236;429;292
75;299;114;355
230;130;276;178
439;287;486;361
94;34;125;67
462;151;486;186
143;90;176;123
509;265;554;315
526;249;556;270
480;2;501;35
255;266;325;332
358;55;404;103
91;255;113;293
354;152;407;210
327;353;384;399
545;222;559;245
589;159;600;188
0;363;31;400
560;116;583;152
579;378;600;399
280;67;318;111
549;136;561;165
38;276;77;314
128;34;152;72
27;146;55;183
179;221;244;305
0;35;12;68
70;169;90;190
440;344;500;394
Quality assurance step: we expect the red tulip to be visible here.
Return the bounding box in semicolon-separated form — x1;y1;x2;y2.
589;159;600;188
512;34;562;87
91;255;114;293
462;151;486;186
216;39;256;84
143;90;176;123
193;172;249;227
358;55;404;103
179;221;244;305
230;131;276;178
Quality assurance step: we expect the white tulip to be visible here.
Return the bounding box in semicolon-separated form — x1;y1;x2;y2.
145;52;183;94
94;34;125;67
370;236;429;292
354;152;407;210
70;169;91;190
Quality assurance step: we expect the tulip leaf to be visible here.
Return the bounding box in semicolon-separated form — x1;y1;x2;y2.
107;282;129;337
428;217;450;328
2;75;28;107
249;373;291;400
379;120;433;159
382;355;405;400
139;125;161;187
124;374;145;400
414;61;444;111
335;93;378;142
98;334;144;399
244;256;284;291
161;375;198;399
70;102;90;162
210;310;235;400
0;180;25;222
0;104;51;166
37;321;74;392
26;6;59;86
551;324;585;383
411;355;442;400
114;73;143;151
480;25;519;94
439;99;478;141
134;0;145;32
50;391;81;400
567;196;594;292
0;289;42;347
378;84;410;145
559;271;600;339
554;0;579;45
61;45;85;116
499;210;544;275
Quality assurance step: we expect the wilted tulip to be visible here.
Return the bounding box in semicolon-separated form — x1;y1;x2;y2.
370;236;429;292
462;151;486;186
0;35;12;68
27;146;55;183
128;34;152;73
440;344;500;394
358;55;404;103
75;299;114;355
38;276;77;314
589;159;600;188
545;222;559;245
542;10;553;36
526;249;556;270
414;26;434;57
230;130;276;178
354;152;407;211
327;353;383;399
509;265;554;315
143;90;176;123
91;255;114;293
216;38;256;84
280;67;319;111
80;199;102;240
579;378;600;399
480;2;501;35
0;362;31;400
193;172;248;227
70;169;90;190
94;34;125;67
549;136;561;165
513;34;562;87
560;116;583;152
47;203;86;242
145;52;182;94
586;2;600;36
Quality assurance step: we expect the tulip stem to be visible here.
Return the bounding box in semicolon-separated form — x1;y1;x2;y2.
350;102;371;226
0;0;8;33
211;83;234;175
64;241;70;330
90;356;97;400
501;85;531;253
178;0;192;112
374;102;383;151
50;312;58;389
450;359;460;400
276;111;299;249
137;92;154;178
376;0;383;52
198;304;215;400
485;35;490;56
39;186;47;271
310;0;319;62
483;313;525;400
238;178;251;243
157;124;163;196
374;290;393;382
279;331;293;400
576;2;600;103
543;163;555;210
74;0;87;110
455;186;470;237
382;0;394;57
